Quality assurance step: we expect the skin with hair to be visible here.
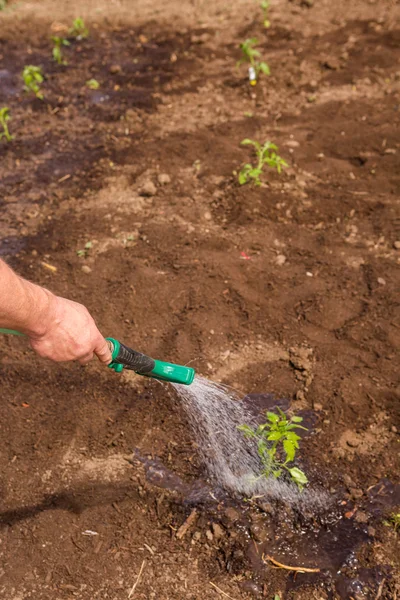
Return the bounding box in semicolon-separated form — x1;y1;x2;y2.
0;259;111;365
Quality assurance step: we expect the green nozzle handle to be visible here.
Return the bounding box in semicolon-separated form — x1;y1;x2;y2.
106;337;195;385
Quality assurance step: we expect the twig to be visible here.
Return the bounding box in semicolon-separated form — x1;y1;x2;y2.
375;578;386;600
264;554;320;573
128;560;146;598
210;582;238;600
176;509;197;540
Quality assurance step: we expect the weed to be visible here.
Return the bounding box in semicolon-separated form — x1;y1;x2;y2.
274;596;281;600
384;513;400;532
238;407;308;490
238;139;288;185
69;17;89;40
0;0;7;10
22;65;44;99
86;78;100;90
260;0;271;28
52;36;70;65
77;241;93;257
238;38;270;85
0;107;13;142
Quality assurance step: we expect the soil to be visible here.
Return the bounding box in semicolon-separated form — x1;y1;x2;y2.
0;0;399;598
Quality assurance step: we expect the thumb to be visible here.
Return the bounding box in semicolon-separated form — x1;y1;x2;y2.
94;337;112;365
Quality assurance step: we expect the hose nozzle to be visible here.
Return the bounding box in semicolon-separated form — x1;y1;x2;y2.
106;338;195;386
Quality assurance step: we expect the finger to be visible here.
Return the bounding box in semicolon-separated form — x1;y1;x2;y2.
94;337;112;364
79;352;94;365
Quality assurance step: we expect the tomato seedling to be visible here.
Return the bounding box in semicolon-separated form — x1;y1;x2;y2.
238;139;288;185
0;107;13;142
22;65;44;99
238;38;270;85
69;17;89;40
52;36;70;65
238;407;308;490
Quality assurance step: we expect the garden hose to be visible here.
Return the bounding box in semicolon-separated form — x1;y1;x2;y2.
0;329;195;385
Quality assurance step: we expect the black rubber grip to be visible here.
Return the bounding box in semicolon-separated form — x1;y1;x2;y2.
115;342;156;374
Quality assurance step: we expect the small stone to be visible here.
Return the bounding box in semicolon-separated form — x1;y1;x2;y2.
346;435;360;448
81;265;92;274
31;249;38;257
211;523;224;540
250;522;269;543
224;507;240;523
350;487;363;499
204;211;212;221
205;530;213;541
276;254;287;266
140;180;157;197
109;64;122;74
285;140;300;148
367;526;376;537
393;241;400;249
354;511;369;524
296;390;305;401
377;277;386;286
157;173;171;185
192;531;201;542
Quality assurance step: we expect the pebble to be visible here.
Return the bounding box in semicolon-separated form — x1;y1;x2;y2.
81;265;92;274
157;173;171;185
276;254;287;266
285;140;300;148
192;531;201;542
354;511;369;524
109;64;122;74
250;522;269;543
140;180;157;197
224;507;240;523
350;487;363;499
211;523;224;540
377;277;386;286
393;241;400;249
204;211;212;221
205;530;213;541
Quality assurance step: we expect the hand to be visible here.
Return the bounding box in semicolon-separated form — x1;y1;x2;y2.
29;295;112;365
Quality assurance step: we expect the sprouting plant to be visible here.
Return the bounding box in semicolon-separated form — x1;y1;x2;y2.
52;36;70;65
86;78;99;90
69;17;89;40
260;0;271;28
238;38;270;85
77;241;93;257
238;139;288;185
22;65;44;99
0;107;13;142
0;0;8;11
384;513;400;532
238;407;308;490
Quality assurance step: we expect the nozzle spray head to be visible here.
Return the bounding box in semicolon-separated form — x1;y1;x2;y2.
106;338;195;386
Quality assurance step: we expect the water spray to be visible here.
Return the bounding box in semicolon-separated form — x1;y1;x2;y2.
0;329;195;385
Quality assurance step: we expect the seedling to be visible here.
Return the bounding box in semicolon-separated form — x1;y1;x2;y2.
52;36;70;65
86;78;100;90
77;241;93;257
238;407;308;490
22;65;44;99
0;0;8;11
0;107;13;142
384;513;400;532
69;17;89;40
238;38;270;85
238;139;288;185
261;0;271;28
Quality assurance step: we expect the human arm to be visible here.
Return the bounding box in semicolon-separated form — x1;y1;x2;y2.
0;259;111;365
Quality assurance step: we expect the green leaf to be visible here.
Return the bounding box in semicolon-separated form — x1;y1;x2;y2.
266;412;279;422
258;62;270;75
266;431;282;441
237;424;256;438
241;138;257;147
291;416;303;423
84;241;93;249
286;432;301;442
283;439;295;462
288;467;308;488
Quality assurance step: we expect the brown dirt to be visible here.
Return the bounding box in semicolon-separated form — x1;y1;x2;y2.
0;0;399;598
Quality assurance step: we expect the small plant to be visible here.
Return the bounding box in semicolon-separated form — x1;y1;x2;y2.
238;139;288;185
384;513;400;532
52;36;70;65
238;407;308;490
260;0;271;28
69;17;89;40
0;0;8;11
86;78;99;90
238;38;270;85
22;65;44;99
77;241;93;257
0;107;13;142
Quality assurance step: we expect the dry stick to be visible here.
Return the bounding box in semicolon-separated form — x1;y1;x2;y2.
128;560;146;599
210;582;238;600
264;554;320;573
176;508;198;540
375;578;386;600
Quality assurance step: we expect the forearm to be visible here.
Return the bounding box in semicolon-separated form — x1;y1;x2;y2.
0;259;53;337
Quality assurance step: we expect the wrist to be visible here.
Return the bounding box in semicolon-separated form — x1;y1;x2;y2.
18;280;57;339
